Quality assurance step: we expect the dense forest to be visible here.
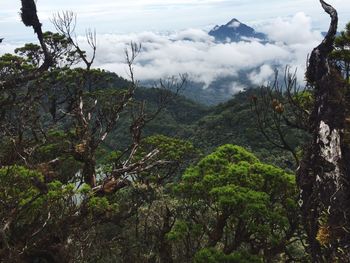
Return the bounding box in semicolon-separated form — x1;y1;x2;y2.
1;0;350;262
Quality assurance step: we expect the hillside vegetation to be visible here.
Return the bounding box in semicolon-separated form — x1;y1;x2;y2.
1;1;350;262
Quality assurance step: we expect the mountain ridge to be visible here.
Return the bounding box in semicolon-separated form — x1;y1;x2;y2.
209;18;267;42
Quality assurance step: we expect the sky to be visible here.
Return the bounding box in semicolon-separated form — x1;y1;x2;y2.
1;0;350;92
1;0;350;40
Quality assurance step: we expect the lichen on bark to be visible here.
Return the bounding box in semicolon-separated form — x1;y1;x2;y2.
297;1;350;261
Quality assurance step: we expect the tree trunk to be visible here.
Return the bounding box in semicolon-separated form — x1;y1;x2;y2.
82;157;96;187
158;207;173;263
298;1;350;261
207;212;229;247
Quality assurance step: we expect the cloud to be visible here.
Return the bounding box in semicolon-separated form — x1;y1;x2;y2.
2;0;350;40
85;13;321;88
0;42;22;54
249;65;275;86
88;33;292;87
260;12;322;45
1;12;324;92
171;29;215;42
229;81;246;94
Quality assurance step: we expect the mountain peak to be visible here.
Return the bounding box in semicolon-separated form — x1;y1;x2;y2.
226;18;241;28
209;18;266;43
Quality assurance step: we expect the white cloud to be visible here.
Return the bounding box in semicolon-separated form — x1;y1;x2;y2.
0;42;23;54
230;81;246;94
1;12;326;92
85;12;320;88
228;21;241;28
260;12;323;45
2;0;350;39
88;33;292;87
249;65;275;86
171;29;214;42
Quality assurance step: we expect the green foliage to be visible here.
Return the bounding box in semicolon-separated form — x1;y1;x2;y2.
0;166;44;210
88;196;119;214
166;220;202;241
194;248;262;263
186;88;306;169
0;53;34;76
0;18;310;262
166;220;189;241
331;22;350;80
15;31;80;67
0;166;77;234
142;134;198;161
293;90;314;112
174;144;299;261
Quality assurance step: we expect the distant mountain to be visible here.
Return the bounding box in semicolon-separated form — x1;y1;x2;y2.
209;18;267;42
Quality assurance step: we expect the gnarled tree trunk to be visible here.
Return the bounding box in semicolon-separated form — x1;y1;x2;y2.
297;1;350;261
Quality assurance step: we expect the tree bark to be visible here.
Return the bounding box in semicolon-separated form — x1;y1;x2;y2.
207;212;229;247
298;1;350;261
158;207;174;263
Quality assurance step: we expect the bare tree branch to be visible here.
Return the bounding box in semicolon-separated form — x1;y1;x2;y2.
52;11;97;70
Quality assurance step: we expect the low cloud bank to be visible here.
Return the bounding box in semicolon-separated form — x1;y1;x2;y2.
88;12;322;88
1;12;323;91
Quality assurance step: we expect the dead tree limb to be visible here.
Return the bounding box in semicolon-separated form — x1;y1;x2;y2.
297;1;350;261
20;0;52;70
52;11;97;70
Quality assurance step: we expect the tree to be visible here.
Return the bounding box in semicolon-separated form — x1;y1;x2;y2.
251;68;311;166
331;22;350;81
0;1;190;262
172;145;304;262
297;1;350;261
68;135;198;263
250;1;350;261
